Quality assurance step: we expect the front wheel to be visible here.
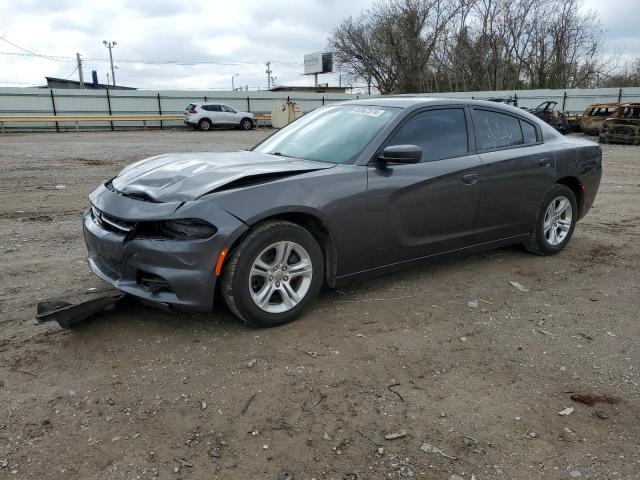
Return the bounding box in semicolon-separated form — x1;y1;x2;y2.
221;221;324;327
240;118;253;130
525;184;577;255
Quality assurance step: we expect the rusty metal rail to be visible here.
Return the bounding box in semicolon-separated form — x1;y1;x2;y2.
0;113;273;132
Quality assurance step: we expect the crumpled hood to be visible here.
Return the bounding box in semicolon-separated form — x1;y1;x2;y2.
111;151;334;202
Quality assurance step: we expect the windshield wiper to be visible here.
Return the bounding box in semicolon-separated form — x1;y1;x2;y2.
270;151;294;158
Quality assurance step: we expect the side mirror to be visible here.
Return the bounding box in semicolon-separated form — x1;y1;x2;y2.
378;145;422;164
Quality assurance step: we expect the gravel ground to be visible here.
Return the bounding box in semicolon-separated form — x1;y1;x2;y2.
0;129;639;480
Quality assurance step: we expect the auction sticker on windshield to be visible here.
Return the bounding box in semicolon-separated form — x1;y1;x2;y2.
350;106;386;117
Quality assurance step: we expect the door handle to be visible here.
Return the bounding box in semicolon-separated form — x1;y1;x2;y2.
462;173;479;185
539;158;552;167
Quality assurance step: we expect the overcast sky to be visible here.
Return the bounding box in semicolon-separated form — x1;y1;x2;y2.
0;0;638;91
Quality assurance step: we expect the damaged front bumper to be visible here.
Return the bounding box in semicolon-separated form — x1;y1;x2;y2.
83;184;248;312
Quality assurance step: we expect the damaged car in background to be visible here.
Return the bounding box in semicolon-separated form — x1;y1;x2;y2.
580;102;620;135
84;98;602;327
599;103;640;145
524;101;577;134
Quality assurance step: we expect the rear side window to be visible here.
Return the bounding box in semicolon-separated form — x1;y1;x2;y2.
590;107;615;117
387;108;468;162
203;105;222;112
472;109;523;150
520;120;538;144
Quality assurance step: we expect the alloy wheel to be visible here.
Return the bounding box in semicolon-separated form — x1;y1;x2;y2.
543;195;573;246
248;241;313;313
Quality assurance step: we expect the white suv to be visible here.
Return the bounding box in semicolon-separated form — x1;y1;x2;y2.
184;102;255;131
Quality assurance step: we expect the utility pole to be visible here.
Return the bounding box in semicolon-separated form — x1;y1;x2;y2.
103;40;117;86
265;61;272;90
76;52;85;89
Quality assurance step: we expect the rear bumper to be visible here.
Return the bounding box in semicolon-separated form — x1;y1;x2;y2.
578;164;602;220
83;210;220;311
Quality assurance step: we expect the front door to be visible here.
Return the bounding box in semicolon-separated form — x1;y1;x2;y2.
220;105;239;126
366;108;482;269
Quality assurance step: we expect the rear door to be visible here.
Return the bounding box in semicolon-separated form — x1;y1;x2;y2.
366;107;482;267
471;108;555;241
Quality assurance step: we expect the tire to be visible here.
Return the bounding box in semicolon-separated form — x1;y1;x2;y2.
240;118;253;130
198;119;212;131
221;220;324;327
525;184;577;255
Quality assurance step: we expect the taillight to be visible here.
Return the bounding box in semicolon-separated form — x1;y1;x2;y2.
187;106;197;114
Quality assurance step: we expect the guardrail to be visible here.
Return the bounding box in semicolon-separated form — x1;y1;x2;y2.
0;114;183;133
0;113;274;132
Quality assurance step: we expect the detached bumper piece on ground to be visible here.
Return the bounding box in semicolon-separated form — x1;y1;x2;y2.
36;294;127;329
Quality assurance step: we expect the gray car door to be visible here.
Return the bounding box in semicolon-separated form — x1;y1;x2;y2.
220;105;239;126
365;107;483;268
206;104;223;125
470;108;555;242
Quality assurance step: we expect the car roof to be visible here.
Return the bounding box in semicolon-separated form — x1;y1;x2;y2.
338;96;562;140
339;96;539;117
586;103;619;108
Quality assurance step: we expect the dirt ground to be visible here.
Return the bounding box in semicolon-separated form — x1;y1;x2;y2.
0;129;638;480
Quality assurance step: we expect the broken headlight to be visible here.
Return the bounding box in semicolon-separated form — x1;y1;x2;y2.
156;219;217;240
138;219;217;240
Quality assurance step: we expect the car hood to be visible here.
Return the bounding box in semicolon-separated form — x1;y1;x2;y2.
110;151;334;203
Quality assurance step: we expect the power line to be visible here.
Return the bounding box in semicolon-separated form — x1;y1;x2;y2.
64;65;78;79
0;37;70;62
0;50;304;67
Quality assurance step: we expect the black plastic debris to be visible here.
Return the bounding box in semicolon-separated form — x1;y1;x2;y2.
36;294;127;329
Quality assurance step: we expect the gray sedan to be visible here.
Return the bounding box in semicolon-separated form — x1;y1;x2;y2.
84;98;602;326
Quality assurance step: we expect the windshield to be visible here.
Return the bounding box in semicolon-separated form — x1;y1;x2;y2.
254;105;399;164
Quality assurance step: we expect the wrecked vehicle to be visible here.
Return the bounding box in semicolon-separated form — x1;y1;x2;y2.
525;101;572;134
599;103;640;145
84;98;601;327
487;96;518;107
580;103;620;135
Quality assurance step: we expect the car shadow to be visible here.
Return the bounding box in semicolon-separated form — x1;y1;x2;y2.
65;243;531;336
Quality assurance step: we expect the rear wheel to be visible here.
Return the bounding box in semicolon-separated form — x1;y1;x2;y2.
240;118;253;130
525;184;577;255
221;221;324;327
198;119;212;131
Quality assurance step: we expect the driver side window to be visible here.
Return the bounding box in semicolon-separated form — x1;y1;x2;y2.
387;109;469;162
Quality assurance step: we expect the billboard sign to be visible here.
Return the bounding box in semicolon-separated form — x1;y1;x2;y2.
304;52;323;74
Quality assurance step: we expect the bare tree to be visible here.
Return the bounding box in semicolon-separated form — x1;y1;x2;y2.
330;0;462;93
330;0;612;93
600;57;640;87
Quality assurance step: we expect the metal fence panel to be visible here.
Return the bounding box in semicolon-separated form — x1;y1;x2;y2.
2;86;640;131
